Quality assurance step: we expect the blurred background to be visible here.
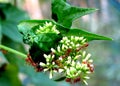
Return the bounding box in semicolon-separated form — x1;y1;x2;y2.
0;0;120;86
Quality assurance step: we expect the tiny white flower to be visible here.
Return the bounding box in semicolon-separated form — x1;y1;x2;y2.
70;67;76;73
82;51;86;58
76;44;80;47
57;46;61;52
66;40;70;44
70;41;74;45
71;61;76;66
71;36;74;40
46;22;52;26
47;63;50;65
68;46;72;49
76;62;81;69
52;25;56;30
83;80;88;85
39;62;46;67
39;26;43;29
64;66;68;70
66;60;71;64
58;69;64;73
51;48;56;53
64;45;68;49
46;55;51;62
75;36;79;41
45;54;51;61
52;62;55;65
55;30;60;34
63;37;68;40
52;25;60;34
68;56;71;62
43;54;48;58
66;68;71;75
83;53;91;61
60;40;64;43
74;55;81;60
81;39;86;43
52;55;55;59
44;68;49;72
79;37;84;40
46;59;49;62
62;44;65;50
53;70;58;73
77;70;81;74
86;71;91;74
59;57;62;61
75;72;79;76
88;59;93;63
84;76;90;79
45;22;49;25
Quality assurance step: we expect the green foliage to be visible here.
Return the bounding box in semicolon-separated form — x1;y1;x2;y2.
65;29;112;41
0;64;22;86
0;3;27;86
0;2;29;68
52;0;97;28
0;21;2;43
22;65;57;86
0;3;29;42
0;52;7;68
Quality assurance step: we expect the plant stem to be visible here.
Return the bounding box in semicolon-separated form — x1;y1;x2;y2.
0;44;27;59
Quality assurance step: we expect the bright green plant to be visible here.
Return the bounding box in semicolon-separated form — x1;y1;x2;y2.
0;0;112;86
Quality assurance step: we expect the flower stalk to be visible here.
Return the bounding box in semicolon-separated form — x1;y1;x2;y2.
0;44;27;59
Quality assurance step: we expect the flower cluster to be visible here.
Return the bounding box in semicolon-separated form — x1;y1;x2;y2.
39;36;94;85
36;22;60;34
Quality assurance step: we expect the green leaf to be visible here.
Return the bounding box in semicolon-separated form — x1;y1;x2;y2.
1;3;29;42
52;0;97;28
0;19;2;43
54;77;66;81
30;33;61;63
21;65;57;86
0;52;8;68
2;21;23;42
34;33;61;51
0;64;22;86
65;28;112;41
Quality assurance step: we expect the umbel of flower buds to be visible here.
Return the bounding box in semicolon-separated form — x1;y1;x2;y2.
36;22;60;34
39;34;94;85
